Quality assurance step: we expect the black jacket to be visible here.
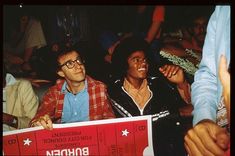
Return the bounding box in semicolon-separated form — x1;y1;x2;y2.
108;76;187;156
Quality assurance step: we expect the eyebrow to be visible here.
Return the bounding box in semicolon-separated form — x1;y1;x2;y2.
62;56;80;64
130;56;145;59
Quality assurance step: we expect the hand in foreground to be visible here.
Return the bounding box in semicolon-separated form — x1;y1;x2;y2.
159;64;185;84
184;120;230;156
31;114;53;130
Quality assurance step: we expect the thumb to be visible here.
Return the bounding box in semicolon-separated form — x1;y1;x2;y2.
215;129;230;150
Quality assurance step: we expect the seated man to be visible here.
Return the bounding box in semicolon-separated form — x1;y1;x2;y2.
4;7;47;76
160;11;211;81
108;36;192;156
163;9;212;53
3;65;39;131
30;46;115;130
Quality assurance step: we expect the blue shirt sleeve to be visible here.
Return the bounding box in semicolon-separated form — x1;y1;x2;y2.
191;6;230;126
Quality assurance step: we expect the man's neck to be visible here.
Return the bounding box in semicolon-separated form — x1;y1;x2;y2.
125;77;144;90
66;80;86;95
191;37;202;51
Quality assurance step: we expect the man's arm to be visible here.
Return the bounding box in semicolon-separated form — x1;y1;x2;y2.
18;80;39;129
29;88;57;130
184;6;230;156
219;55;230;124
191;6;218;125
145;6;165;43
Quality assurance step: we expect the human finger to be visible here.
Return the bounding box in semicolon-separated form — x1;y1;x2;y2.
170;65;180;76
215;129;230;150
31;121;40;127
45;118;53;130
43;115;53;130
162;65;173;77
184;134;204;156
186;128;214;156
159;65;167;73
194;124;225;156
184;142;193;156
39;117;50;130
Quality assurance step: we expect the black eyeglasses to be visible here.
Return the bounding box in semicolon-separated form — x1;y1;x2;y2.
60;57;84;69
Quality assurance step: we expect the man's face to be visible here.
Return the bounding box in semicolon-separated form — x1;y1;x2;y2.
57;51;86;83
126;51;149;80
192;17;208;45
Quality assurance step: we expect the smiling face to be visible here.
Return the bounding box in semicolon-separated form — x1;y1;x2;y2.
57;51;86;84
126;51;149;81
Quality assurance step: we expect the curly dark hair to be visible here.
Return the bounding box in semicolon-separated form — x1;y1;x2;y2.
111;36;153;78
55;44;85;71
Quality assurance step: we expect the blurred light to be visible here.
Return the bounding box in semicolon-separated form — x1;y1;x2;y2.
19;4;23;8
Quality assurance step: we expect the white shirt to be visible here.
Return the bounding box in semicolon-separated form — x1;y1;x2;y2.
3;73;17;131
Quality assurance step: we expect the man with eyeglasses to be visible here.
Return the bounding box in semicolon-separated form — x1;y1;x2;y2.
30;46;115;130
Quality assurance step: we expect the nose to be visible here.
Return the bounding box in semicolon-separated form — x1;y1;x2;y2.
198;24;206;33
199;27;205;33
141;59;148;65
74;61;82;69
140;60;148;68
141;61;147;65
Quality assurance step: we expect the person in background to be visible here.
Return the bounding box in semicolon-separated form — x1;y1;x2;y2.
3;6;47;76
29;46;115;130
160;9;213;84
3;65;39;131
163;8;212;53
162;13;209;55
46;6;91;47
100;5;165;64
184;6;230;156
109;36;192;156
30;41;61;81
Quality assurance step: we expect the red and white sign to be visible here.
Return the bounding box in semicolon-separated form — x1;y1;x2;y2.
3;115;154;156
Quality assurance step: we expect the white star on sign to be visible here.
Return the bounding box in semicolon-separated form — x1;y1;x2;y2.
23;138;32;146
122;129;129;136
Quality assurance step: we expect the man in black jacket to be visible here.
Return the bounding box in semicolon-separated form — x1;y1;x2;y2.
108;36;192;156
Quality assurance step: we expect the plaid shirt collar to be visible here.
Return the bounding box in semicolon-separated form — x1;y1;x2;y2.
61;79;88;94
55;75;96;93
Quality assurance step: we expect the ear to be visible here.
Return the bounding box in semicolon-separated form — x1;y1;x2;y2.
57;70;65;78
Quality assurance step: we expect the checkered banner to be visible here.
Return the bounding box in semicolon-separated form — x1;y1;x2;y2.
3;115;154;156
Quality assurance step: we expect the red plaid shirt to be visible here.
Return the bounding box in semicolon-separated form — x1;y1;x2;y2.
30;76;115;126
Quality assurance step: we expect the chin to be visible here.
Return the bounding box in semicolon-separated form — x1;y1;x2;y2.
75;78;86;83
138;75;147;79
75;75;86;82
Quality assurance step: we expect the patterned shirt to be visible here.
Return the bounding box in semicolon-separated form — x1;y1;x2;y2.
30;76;115;126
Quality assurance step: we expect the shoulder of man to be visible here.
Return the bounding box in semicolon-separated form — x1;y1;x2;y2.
86;75;107;89
15;78;33;88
